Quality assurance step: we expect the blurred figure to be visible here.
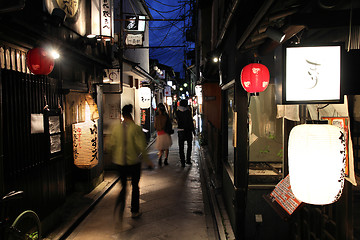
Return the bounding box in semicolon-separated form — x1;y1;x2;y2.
154;103;173;166
108;104;154;219
176;99;195;167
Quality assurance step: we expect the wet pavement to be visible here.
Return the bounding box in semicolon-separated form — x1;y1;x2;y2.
45;133;219;240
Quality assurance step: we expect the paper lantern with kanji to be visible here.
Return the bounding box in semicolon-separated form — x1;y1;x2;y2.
288;124;346;205
240;63;270;94
26;48;54;75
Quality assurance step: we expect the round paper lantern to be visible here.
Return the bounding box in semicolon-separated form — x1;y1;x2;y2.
240;63;270;94
138;87;151;109
26;48;54;75
288;124;346;205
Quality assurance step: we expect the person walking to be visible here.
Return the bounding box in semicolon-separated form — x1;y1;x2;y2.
108;104;154;219
176;99;195;167
154;103;173;166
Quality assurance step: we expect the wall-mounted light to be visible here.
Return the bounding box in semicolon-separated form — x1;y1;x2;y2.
50;50;60;59
212;57;219;63
265;27;286;43
86;34;112;42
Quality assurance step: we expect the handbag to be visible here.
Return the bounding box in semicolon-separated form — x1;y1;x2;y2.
165;117;174;135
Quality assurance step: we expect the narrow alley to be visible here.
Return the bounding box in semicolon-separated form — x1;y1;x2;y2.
44;132;220;240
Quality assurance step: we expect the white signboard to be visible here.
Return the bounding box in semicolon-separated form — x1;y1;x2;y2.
138;87;151;108
285;45;341;103
100;0;113;37
125;34;143;46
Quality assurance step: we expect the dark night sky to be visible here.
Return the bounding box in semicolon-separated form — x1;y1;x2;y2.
144;0;194;78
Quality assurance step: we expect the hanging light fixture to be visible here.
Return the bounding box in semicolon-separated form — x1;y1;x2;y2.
288;124;346;205
26;47;55;75
240;63;270;95
265;27;286;43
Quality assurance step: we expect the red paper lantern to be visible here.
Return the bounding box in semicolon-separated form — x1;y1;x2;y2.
240;63;270;94
26;48;54;75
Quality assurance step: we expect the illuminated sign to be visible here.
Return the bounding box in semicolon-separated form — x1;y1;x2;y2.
100;0;112;37
284;45;342;104
125;15;146;32
73;120;99;169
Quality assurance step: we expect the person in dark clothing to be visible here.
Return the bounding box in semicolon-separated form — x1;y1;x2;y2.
176;99;195;167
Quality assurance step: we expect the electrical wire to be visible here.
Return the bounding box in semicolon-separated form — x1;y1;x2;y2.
146;0;180;8
144;0;194;77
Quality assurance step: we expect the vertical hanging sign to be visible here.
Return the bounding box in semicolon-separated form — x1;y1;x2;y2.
100;0;113;37
73;120;99;169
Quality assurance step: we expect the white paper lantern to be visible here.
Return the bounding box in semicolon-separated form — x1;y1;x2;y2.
288;124;346;205
138;87;151;109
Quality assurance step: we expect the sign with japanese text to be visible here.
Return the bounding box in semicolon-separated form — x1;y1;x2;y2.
125;15;145;32
285;45;341;103
100;0;112;37
125;34;143;46
139;87;151;108
322;117;350;177
72;120;99;169
269;175;302;215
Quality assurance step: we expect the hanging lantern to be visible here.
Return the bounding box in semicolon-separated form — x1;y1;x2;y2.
240;63;270;95
288;124;346;205
138;87;151;109
26;48;54;75
72;121;99;169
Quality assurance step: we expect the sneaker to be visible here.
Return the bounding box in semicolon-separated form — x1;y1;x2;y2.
131;212;142;219
164;158;169;165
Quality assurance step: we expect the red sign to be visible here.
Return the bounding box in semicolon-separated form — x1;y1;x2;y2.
270;175;302;215
141;109;146;125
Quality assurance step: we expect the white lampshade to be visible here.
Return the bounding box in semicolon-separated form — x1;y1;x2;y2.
138;87;151;109
288;124;346;205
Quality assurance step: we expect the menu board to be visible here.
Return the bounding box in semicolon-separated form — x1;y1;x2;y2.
264;175;302;219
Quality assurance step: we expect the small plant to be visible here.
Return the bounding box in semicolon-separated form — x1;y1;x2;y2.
260;145;270;154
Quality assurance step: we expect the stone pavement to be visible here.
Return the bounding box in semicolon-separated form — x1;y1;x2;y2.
44;132;221;240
